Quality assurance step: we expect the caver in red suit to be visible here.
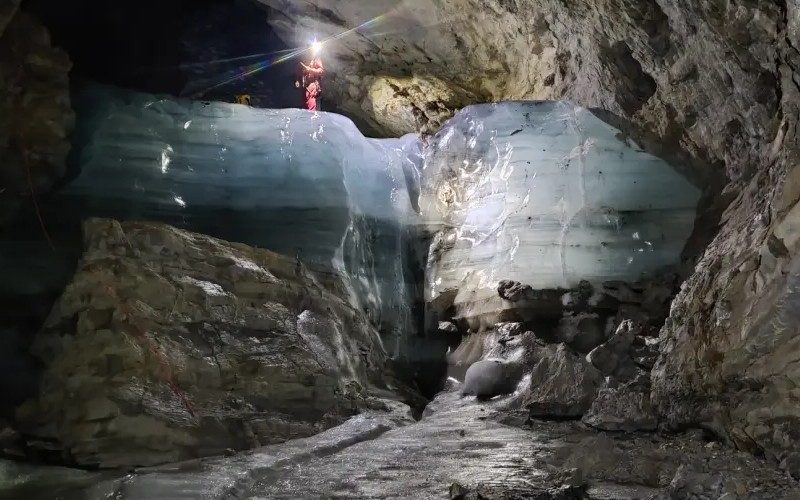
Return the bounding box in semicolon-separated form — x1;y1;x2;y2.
300;57;324;111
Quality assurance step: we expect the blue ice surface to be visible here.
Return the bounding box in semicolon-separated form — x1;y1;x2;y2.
420;101;701;313
4;86;700;361
58;83;424;357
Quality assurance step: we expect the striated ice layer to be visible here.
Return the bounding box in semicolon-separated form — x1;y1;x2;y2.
3;89;702;377
420;101;701;320
60;84;423;356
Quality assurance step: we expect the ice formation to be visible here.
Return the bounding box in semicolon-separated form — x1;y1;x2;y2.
420;101;701;318
61;84;423;356
41;88;699;354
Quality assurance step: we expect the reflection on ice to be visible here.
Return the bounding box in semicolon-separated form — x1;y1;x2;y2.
420;101;701;317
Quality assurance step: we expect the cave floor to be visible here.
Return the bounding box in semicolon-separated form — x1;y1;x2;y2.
2;389;799;499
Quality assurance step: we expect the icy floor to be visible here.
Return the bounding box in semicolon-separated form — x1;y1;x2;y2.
4;387;799;500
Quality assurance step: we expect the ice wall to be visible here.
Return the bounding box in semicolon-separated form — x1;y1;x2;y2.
58;84;423;356
420;101;701;321
2;88;702;378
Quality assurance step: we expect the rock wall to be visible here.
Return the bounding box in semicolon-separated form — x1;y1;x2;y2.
494;0;800;463
17;218;400;467
0;2;73;224
259;0;800;463
259;0;556;135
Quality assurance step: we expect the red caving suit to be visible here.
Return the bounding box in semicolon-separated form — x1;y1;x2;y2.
302;58;324;111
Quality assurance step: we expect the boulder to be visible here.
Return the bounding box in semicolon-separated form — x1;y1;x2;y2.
780;452;800;481
586;320;639;376
524;344;603;418
462;359;514;399
16;219;397;467
497;280;533;302
496;322;524;343
438;321;459;335
630;336;660;370
582;372;657;432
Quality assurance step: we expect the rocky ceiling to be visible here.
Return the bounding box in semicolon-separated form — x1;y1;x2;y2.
262;0;557;137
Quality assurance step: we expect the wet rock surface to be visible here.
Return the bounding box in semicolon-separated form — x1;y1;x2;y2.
6;387;797;499
442;275;674;425
582;372;657;432
15;218;402;468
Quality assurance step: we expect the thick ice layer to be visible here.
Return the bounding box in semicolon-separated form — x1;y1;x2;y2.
420;101;701;319
3;90;700;370
57;84;423;355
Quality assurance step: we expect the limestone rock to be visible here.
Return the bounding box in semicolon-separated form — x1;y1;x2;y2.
16;218;396;467
586;320;639;376
666;464;751;499
653;158;800;461
524;344;603;418
630;336;660;370
780;452;800;481
0;8;73;224
497;280;533;302
582;372;657;432
496;322;524;341
254;7;799;462
258;0;556;135
257;0;787;186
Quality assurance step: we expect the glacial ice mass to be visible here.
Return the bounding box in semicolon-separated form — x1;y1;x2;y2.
420;101;701;314
56;87;699;351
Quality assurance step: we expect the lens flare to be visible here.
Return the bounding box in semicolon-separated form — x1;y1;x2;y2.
192;9;397;98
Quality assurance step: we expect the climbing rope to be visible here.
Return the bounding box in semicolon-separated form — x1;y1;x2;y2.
21;145;56;251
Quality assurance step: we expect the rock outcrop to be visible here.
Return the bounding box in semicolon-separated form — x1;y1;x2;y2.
452;327;605;419
16;218;399;467
523;343;603;418
585;320;638;377
582;372;657;432
653;160;800;462
0;3;73;224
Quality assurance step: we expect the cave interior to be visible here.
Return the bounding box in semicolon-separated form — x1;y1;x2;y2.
1;0;799;498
